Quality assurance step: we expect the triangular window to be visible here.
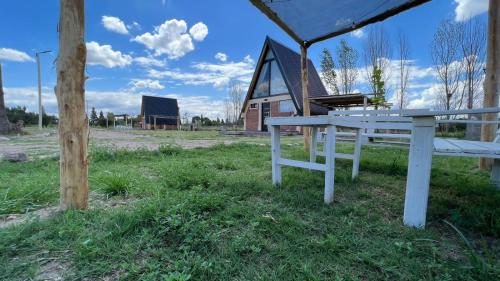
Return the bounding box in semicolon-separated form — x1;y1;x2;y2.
252;60;270;98
251;49;289;98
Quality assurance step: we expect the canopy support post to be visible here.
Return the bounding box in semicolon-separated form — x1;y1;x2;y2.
480;0;500;169
301;44;310;151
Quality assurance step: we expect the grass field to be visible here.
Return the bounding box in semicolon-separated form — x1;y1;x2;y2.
0;132;499;280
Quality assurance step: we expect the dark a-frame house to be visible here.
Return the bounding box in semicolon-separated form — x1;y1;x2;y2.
241;36;328;132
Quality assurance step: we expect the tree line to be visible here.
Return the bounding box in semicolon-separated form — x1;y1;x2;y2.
6;106;58;127
320;17;486;112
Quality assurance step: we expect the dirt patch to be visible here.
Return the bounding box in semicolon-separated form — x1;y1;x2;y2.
0;192;139;229
0;128;236;158
36;260;68;281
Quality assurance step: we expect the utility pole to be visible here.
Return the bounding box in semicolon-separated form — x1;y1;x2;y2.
36;50;51;130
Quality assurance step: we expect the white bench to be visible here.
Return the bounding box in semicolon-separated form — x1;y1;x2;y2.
266;107;500;229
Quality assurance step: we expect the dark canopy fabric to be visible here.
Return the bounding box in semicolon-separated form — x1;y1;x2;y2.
250;0;430;45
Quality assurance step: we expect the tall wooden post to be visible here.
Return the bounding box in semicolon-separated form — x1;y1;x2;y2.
56;0;88;210
301;44;311;151
480;0;500;169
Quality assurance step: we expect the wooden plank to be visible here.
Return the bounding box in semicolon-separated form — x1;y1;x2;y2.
324;125;336;203
437;120;500;124
310;127;318;163
445;139;495;155
404;116;435;228
271;125;282;185
352;129;362;179
278;158;326;171
266;116;331;126
433;138;463;153
329;109;429;116
316;151;353;160
404;107;500;117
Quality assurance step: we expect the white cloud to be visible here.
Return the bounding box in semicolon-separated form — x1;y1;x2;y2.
148;55;255;88
454;0;488;22
133;19;208;59
0;48;34;62
102;16;129;35
189;22;208;41
351;29;365;38
215;52;228;62
86;41;133;68
129;79;164;91
127;21;141;31
134;56;166;67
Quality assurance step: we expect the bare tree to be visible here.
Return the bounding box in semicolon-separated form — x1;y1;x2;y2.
458;18;486;110
224;98;232;124
0;63;13;134
430;20;463;112
229;82;244;125
56;0;89;210
336;40;359;95
364;26;392;97
396;32;411;109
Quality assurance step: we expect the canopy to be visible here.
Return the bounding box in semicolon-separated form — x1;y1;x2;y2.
250;0;431;45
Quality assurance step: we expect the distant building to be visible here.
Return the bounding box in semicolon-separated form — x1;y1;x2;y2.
140;95;180;130
241;36;328;132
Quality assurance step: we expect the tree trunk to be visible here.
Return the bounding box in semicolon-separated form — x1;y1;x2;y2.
480;0;500;169
0;64;12;134
301;44;310;151
56;0;89;210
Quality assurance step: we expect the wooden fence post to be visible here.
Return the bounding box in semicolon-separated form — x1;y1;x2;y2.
56;0;88;210
271;125;282;186
403;116;435;228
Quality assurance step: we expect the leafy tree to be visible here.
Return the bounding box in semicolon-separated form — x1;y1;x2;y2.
90;107;98;126
371;67;386;108
336;40;359;95
320;48;339;95
97;111;106;127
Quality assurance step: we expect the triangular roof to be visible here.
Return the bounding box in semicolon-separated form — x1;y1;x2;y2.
141;95;179;117
243;36;328;115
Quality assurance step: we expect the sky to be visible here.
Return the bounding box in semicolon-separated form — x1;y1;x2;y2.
0;0;490;120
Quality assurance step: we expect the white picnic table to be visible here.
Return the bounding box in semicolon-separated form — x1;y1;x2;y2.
266;108;500;228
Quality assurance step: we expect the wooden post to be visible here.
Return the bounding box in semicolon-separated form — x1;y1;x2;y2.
56;0;88;210
324;125;336;203
403;116;435;228
301;44;311;152
480;0;500;169
271;125;282;186
310;126;318;163
352;129;363;179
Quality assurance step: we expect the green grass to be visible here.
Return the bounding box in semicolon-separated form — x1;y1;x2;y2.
0;141;499;280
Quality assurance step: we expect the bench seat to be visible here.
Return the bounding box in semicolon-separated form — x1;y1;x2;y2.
433;138;500;157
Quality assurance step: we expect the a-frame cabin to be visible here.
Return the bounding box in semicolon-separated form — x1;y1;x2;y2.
241;36;328;132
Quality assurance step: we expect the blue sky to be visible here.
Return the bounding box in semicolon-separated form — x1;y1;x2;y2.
0;0;489;119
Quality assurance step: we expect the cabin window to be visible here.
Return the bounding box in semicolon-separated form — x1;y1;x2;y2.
250;103;258;109
252;62;270;98
279;100;295;113
270;61;288;95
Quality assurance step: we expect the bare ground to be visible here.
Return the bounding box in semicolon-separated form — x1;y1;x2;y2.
0;128;236;159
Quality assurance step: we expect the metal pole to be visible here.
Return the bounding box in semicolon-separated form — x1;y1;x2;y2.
36;53;42;130
35;50;51;130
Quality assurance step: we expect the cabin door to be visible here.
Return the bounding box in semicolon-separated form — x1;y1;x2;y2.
261;102;270;132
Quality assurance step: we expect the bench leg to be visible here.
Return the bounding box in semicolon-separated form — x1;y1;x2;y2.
271;125;282;186
324;125;336;204
403;117;435;228
352;129;362;180
491;159;500;189
310;127;318;163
